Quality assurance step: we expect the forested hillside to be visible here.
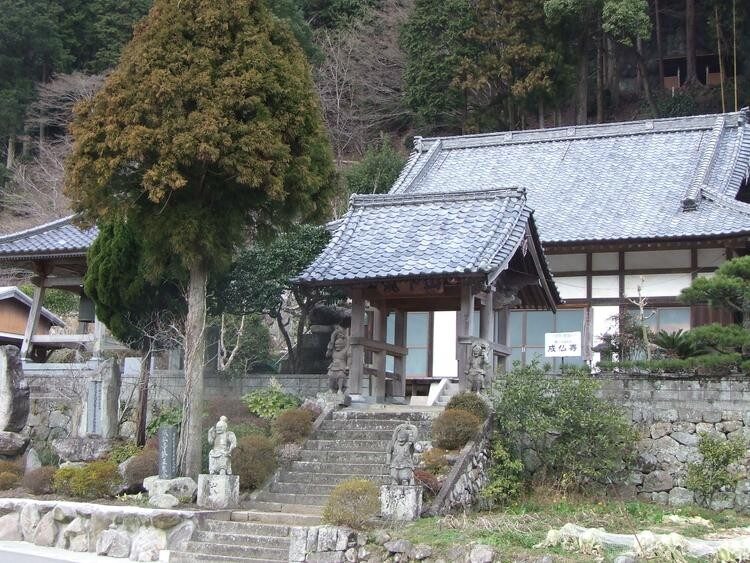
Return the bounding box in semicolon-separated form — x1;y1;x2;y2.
1;0;748;232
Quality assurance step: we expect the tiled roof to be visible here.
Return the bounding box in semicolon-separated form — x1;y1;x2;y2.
0;286;65;326
298;188;537;283
0;216;98;259
391;110;750;244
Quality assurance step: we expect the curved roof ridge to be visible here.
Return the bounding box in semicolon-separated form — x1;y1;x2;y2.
0;215;75;243
351;187;527;208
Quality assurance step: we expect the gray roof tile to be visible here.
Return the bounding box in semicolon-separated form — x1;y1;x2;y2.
0;216;97;258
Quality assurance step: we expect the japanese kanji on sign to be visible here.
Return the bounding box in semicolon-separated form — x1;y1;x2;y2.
544;331;582;357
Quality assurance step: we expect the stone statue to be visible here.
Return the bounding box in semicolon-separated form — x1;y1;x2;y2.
387;423;419;485
466;342;490;393
207;416;237;475
326;324;350;396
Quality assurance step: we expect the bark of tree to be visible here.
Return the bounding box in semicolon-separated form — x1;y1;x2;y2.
134;350;151;447
636;45;658;117
685;0;697;83
654;0;665;85
276;312;296;373
538;98;545;129
596;35;604;124
5;135;15;170
576;40;589;125
178;263;207;479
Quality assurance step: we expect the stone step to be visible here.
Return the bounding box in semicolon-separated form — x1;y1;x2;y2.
269;481;338;495
231;511;321;526
192;531;290;549
298;449;388;464
254;491;330;506
314;429;396;441
243;501;324;515
320;419;432;431
168;551;271;563
277;471;388;486
331;410;436;421
290;460;387;475
204;519;290;537
304;438;389;451
185;541;287;561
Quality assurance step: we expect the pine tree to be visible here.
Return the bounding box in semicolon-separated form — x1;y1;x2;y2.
65;0;335;477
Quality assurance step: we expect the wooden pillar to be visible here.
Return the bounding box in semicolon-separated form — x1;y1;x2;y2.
372;303;387;403
457;281;474;391
480;289;495;385
349;289;366;398
393;310;407;400
21;283;46;359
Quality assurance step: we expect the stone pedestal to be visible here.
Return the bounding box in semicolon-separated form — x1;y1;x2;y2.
380;485;423;521
197;474;239;509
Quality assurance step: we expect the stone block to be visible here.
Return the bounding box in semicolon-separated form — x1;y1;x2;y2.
19;503;40;541
722;410;743;421
469;544;496;563
668;487;694;507
710;492;736;512
166;521;194;552
641;470;673;493
0;512;21;541
717;420;743;433
289;527;309;562
196;474;239;509
672;422;695;433
96;525;131;558
0;430;28;456
671;431;698;446
148;494;178;509
143;476;197;500
129;527;167;562
32;510;58;547
650;422;671;439
317;526;339;551
380;485;423;521
703;411;722;423
654;409;678;423
52;437;115;462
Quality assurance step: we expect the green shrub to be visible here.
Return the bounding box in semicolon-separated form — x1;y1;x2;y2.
687;433;746;508
22;466;56;495
109;441;142;464
494;361;636;488
241;378;300;420
233;435;277;491
124;449;158;488
651;329;703;359
446;391;489;420
431;409;481;450
597;353;743;376
272;408;315;444
686;324;750;355
420;447;450;475
146;406;182;437
322;479;380;529
53;460;121;499
482;439;524;507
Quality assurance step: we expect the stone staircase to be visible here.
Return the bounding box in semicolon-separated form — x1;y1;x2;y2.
434;380;460;407
168;408;436;562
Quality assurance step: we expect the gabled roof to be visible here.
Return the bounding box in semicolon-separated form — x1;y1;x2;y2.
0;216;98;260
297;188;558;304
0;286;65;326
390;110;750;244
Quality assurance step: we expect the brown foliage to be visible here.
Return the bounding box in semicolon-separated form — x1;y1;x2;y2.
431;409;481;450
322;479;380;529
233;435;277;491
414;469;441;496
272;408;315;444
446;391;489;419
22;467;56;495
124;449;158;488
420;447;450;475
205;397;261;426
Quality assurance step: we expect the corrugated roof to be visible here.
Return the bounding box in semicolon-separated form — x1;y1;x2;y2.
0;286;65;326
393;110;750;244
0;216;98;259
298;188;539;284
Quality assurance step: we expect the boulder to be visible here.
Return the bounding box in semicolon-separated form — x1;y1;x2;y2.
0;345;29;432
650;422;671;439
0;512;22;541
671;431;698;447
641;470;673;493
119;421;137;441
96;524;131;558
668;487;694;507
167;521;194;552
148;493;179;509
469;544;495;563
24;447;41;474
143;476;197;499
52;437;115;462
32;510;58;546
129;527;167;562
384;539;413;554
0;430;28;456
411;544;433;560
62;516;90;552
20;503;41;541
150;513;183;530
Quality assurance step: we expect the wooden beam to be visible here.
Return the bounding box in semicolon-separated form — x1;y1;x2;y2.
349;289;366;398
393;310;406;400
31;334;96;344
457;281;474;391
37;276;83;288
349;337;408;357
372;304;387;403
21;284;45;359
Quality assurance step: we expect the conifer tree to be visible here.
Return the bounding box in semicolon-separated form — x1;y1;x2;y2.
65;0;335;477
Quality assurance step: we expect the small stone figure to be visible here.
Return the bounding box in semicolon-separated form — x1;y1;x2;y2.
466;342;490;393
387;423;419;485
207;416;237;475
326;324;350;400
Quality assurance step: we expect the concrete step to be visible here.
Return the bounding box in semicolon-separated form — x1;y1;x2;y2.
298;449;388;464
270;481;338;495
277;471;389;486
304;438;389;451
168;552;270;563
320;419;432;431
192;531;290;549
314;429;396;441
231;511;321;526
204;519;289;537
254;491;330;506
331;410;436;422
185;541;287;561
243;500;324;515
290;460;387;475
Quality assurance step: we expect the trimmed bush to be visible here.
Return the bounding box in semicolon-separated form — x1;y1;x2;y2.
272;408;315;444
446;392;489;420
233;435;277;491
414;469;441;496
124;449;158;488
420;447;449;475
53;460;121;499
322;479;379;529
0;460;22;490
431;409;481;450
22;466;56;495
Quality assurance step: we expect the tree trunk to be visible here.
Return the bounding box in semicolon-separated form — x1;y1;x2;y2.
294;307;309;374
636;49;658;117
606;37;620;109
134;350;152;447
276;312;296;374
596;35;604;123
538;98;545;129
178;263;208;479
576;40;589;125
5;135;15;170
685;0;697;83
743;309;750;358
654;0;665;85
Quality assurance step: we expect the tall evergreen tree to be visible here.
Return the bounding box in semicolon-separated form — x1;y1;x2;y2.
65;0;335;478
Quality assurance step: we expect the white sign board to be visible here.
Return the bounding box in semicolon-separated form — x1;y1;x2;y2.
544;332;582;357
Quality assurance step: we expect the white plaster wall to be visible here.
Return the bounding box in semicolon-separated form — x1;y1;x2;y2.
432;311;457;378
624;273;692;297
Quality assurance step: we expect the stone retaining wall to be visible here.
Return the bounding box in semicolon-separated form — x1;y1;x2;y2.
288;525;367;562
0;498;226;561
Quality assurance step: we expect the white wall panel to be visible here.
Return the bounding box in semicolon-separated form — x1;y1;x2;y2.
591;275;619;298
624;250;691;269
624;273;692;297
556;276;587;299
697;248;726;268
592;252;618;270
546;253;586;273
